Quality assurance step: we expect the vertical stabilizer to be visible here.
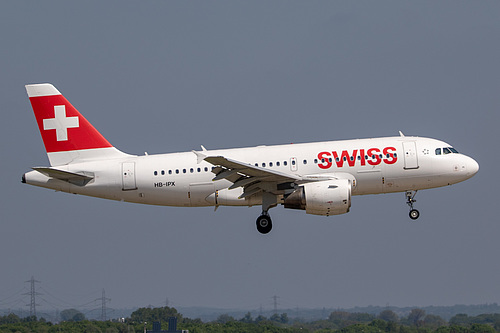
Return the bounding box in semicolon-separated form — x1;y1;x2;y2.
26;83;131;166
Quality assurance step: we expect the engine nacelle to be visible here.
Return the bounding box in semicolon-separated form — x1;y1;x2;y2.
284;179;351;216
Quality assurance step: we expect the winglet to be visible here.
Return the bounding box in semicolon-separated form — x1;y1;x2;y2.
399;131;405;137
192;150;206;164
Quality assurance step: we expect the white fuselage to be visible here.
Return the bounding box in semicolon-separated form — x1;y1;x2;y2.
24;136;479;209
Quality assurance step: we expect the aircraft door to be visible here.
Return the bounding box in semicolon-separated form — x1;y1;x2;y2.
402;141;419;169
122;162;137;190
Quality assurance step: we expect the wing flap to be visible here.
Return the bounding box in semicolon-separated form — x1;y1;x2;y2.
229;176;265;190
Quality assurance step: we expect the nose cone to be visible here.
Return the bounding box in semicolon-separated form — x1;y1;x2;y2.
465;156;479;178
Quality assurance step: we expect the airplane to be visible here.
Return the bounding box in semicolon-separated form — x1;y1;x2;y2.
22;83;479;234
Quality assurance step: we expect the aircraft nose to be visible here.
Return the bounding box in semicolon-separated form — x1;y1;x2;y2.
466;156;479;177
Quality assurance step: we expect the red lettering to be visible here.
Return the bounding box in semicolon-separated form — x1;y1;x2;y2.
317;152;332;169
367;148;381;166
383;147;397;164
317;146;396;169
332;150;358;167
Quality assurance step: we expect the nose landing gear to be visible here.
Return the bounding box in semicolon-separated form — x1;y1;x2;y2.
406;190;420;220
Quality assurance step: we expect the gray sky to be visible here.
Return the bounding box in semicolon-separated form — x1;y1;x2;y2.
1;1;499;315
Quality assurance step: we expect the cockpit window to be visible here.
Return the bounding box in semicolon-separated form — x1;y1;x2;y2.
436;147;459;155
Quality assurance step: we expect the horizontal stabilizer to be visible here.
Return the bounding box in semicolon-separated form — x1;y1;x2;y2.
32;167;94;186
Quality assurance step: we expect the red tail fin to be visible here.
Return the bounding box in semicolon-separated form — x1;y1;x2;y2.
26;83;129;166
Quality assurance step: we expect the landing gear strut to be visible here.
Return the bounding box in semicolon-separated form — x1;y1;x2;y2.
406;190;420;220
256;213;272;234
256;192;277;234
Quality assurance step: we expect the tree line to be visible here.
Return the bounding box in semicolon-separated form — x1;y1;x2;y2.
0;306;499;333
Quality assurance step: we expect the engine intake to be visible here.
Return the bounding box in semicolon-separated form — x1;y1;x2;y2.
284;179;351;216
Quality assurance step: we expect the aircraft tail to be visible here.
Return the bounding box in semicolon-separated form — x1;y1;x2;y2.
26;83;130;166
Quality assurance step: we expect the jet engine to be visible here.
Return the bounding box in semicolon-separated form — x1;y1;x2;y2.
283;179;351;216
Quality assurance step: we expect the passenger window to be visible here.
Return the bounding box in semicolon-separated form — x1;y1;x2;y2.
183;169;186;173
190;168;194;173
262;163;266;167
169;170;172;175
255;163;258;167
176;169;179;174
197;168;201;172
435;148;441;155
314;159;318;164
161;170;165;175
292;160;296;165
303;160;307;165
204;167;208;172
269;162;273;167
284;161;288;166
443;148;451;154
277;161;280;166
154;171;158;176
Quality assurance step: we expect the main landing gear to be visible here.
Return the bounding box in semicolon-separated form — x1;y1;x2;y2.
256;192;277;234
256;213;272;234
406;190;420;220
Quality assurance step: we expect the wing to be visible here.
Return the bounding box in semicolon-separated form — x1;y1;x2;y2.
202;155;300;198
193;150;355;199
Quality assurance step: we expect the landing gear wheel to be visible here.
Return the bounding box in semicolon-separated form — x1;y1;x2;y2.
405;190;420;220
256;215;272;234
409;209;420;220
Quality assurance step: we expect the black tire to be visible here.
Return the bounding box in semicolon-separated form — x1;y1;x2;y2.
409;209;420;220
256;215;272;234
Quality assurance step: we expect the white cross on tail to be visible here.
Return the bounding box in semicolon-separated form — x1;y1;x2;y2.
43;105;79;141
